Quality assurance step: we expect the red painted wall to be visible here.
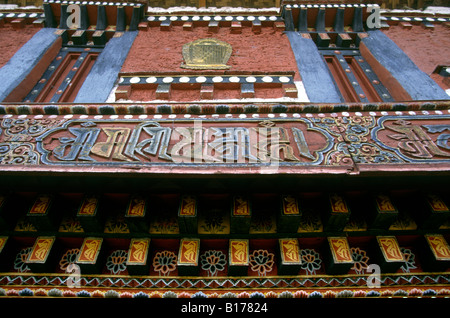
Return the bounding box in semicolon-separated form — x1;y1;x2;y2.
383;24;450;91
120;25;299;101
0;25;40;68
121;25;299;76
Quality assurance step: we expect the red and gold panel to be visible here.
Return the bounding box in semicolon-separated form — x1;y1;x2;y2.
281;195;300;215
126;238;151;265
77;196;99;216
27;236;55;263
0;195;5;209
178;196;197;217
229;239;249;266
426;195;449;212
375;194;397;212
279;238;301;264
377;236;404;262
0;236;8;254
178;238;199;266
329;193;349;213
328;237;353;264
77;238;103;264
126;196;146;217
232;196;251;217
425;234;450;261
28;195;52;215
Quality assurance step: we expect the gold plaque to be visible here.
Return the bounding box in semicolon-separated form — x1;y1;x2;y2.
328;237;353;264
329;193;349;213
127;238;151;265
28;195;52;215
0;236;7;254
375;194;397;212
232;196;251;217
426;194;449;212
181;38;232;70
178;195;197;217
126;195;146;217
425;234;450;261
282;195;300;215
77;237;103;264
27;237;55;263
229;239;249;266
178;238;200;266
279;238;301;264
377;236;404;262
77;196;99;216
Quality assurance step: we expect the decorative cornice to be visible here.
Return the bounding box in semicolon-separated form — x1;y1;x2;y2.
0;101;449;116
0;272;449;298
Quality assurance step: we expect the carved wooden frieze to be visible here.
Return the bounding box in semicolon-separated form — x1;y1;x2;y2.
0;113;449;172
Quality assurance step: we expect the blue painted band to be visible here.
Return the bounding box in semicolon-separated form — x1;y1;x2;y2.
362;30;449;101
74;31;138;103
286;32;343;103
0;28;60;102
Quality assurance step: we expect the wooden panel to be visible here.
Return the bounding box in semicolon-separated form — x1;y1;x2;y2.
126;238;151;275
177;238;200;275
228;239;249;275
325;237;354;274
278;238;301;275
76;237;104;273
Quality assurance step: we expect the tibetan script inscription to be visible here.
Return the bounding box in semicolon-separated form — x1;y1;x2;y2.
426;194;449;212
27;237;55;263
329;194;349;213
0;236;7;253
229;239;249;266
2;114;450;170
178;238;199;265
328;237;353;263
425;235;450;260
375;194;397;212
179;196;197;217
78;196;99;216
374;116;450;162
279;239;301;264
233;196;251;216
35;119;334;167
77;238;102;264
282;195;300;215
126;196;146;217
127;238;150;265
377;236;404;262
28;195;52;215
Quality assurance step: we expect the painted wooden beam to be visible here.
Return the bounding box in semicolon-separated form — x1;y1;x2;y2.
73;31;138;103
0;28;61;102
286;31;343;103
361;30;450;101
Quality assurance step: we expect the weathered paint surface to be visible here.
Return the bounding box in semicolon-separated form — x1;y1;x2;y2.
121;26;299;77
361;30;449;101
0;25;39;69
382;24;450;92
286;32;343;103
73;31;138;103
0;28;60;102
1;112;450;174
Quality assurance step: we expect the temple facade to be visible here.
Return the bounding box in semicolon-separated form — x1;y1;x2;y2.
0;0;449;301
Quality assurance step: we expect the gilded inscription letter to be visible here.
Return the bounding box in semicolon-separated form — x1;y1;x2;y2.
53;127;101;161
91;128;131;161
387;121;450;159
